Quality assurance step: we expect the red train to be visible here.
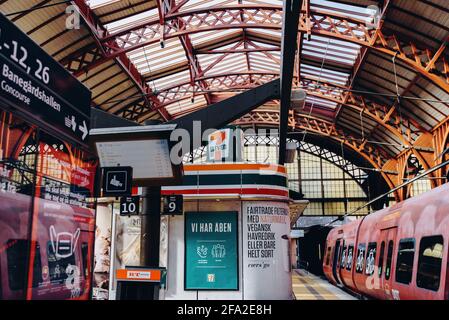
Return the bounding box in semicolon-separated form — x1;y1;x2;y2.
323;182;449;300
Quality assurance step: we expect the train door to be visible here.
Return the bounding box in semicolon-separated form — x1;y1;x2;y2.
332;239;343;285
379;228;397;299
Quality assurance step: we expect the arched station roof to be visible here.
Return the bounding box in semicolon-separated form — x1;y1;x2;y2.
2;0;449;197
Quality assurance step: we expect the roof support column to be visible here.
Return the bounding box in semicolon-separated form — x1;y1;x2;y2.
279;0;302;164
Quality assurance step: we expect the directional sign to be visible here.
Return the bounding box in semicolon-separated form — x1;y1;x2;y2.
162;195;183;215
102;167;133;197
120;196;140;215
0;13;91;147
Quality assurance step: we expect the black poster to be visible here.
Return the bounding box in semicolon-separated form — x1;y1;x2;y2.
0;13;91;147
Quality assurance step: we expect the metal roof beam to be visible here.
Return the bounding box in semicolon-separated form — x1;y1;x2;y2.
68;0;170;120
167;80;280;150
279;0;302;165
136;71;425;145
60;5;449;96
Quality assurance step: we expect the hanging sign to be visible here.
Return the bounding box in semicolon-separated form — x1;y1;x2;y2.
185;212;238;290
0;13;91;147
162;195;183;215
102;166;132;197
119;196;140;215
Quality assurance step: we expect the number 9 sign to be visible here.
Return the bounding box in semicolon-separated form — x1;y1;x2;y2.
162;195;183;215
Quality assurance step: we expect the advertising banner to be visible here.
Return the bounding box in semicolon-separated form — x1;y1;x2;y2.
185;212;238;290
242;202;291;299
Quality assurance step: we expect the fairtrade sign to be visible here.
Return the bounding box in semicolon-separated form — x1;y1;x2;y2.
185;212;238;290
0;13;91;147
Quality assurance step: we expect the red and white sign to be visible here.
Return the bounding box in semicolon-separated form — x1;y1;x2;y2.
116;269;162;282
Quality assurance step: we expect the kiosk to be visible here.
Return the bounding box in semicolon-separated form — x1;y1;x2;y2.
161;163;308;300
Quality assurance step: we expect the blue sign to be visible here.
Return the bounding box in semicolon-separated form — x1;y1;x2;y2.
185;212;238;290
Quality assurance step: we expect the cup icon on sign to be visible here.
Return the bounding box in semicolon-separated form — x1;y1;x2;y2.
50;225;80;259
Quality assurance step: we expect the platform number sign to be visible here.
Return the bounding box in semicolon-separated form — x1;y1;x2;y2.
120;197;140;216
162;195;183;215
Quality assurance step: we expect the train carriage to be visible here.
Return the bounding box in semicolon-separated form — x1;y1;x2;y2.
324;183;449;300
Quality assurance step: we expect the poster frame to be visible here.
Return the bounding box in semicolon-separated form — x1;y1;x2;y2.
183;211;239;291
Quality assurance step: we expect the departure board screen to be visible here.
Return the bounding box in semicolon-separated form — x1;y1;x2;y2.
96;139;173;179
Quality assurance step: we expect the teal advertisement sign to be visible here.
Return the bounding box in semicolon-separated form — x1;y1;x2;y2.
185;212;238;290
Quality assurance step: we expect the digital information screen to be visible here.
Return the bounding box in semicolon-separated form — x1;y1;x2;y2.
96;139;173;179
90;124;182;186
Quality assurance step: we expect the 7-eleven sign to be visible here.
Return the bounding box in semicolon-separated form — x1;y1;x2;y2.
207;129;230;161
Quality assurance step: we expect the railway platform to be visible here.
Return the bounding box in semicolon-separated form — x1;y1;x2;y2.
292;269;357;300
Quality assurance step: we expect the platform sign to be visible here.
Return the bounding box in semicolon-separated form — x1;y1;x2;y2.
102;167;132;197
162;195;183;215
184;212;238;290
0;13;91;148
120;196;140;215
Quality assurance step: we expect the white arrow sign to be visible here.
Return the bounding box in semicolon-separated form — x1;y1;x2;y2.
79;120;88;140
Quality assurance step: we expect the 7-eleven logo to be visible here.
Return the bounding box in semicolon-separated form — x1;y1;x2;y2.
208;130;228;161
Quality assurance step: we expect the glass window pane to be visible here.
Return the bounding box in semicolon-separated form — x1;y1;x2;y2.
302;181;322;199
346;245;354;271
386;240;394;280
365;242;377;275
324;202;345;215
378;241;385;278
303;202;323;216
417;236;443;291
323;180;345;198
395;239;415;284
355;243;366;274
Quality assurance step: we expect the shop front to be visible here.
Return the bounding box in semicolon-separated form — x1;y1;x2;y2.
161;163;298;300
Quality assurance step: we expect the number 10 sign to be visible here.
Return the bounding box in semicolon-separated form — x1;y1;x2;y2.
120;196;140;216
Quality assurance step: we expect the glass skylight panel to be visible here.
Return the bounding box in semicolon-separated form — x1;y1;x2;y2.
306;96;338;109
87;0;122;9
310;0;376;23
105;8;158;33
152;70;191;90
202;54;248;74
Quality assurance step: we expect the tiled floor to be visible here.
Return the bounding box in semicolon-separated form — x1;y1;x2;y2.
292;269;357;300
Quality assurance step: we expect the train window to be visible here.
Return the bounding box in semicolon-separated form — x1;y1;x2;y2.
326;246;331;265
82;242;89;278
365;242;377;275
378;242;385;278
417;236;444;291
346;245;354;271
47;241;77;284
355;243;366;274
340;246;347;269
6;239;43;291
395;238;415;285
385;240;394;280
